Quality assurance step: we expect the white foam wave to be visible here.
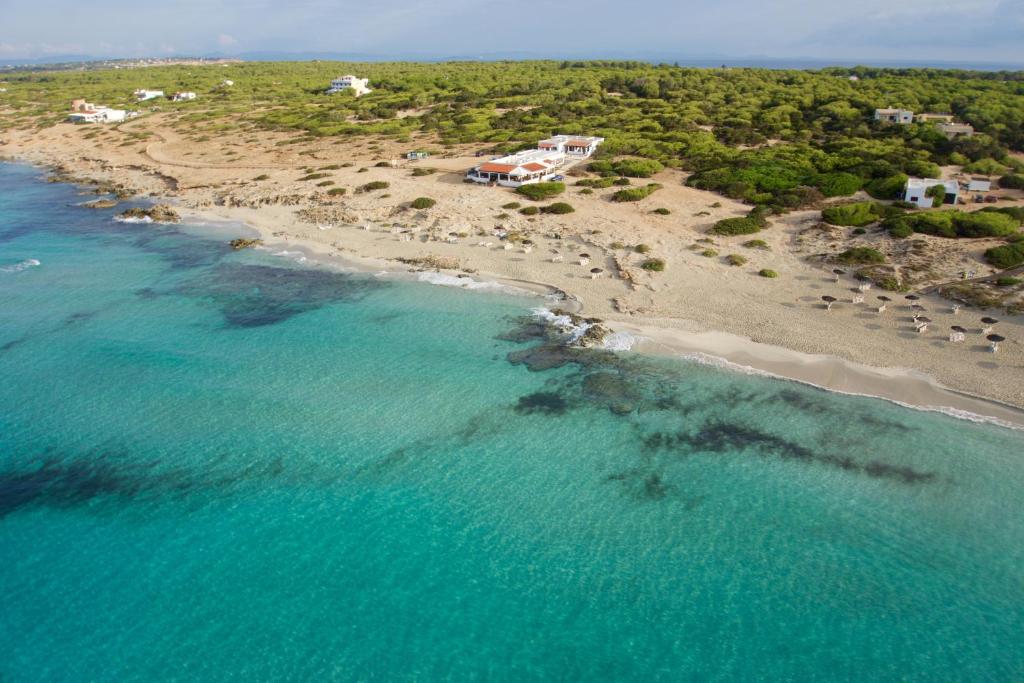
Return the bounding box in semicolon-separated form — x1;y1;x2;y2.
673;349;1023;431
114;215;153;224
602;331;641;351
418;272;516;292
1;258;41;273
531;307;591;344
272;249;308;264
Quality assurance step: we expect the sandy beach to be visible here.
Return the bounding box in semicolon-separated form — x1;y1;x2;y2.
3;114;1023;421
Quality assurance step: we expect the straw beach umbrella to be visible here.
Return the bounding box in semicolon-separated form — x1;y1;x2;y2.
981;317;999;335
822;295;837;311
876;295;891;313
915;316;932;333
987;334;1005;352
578;253;591;266
949;325;967;342
590;267;604;280
832;268;845;283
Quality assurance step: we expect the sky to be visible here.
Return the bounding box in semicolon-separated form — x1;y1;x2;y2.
2;0;1023;64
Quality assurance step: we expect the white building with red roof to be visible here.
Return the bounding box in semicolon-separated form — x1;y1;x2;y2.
467;134;603;187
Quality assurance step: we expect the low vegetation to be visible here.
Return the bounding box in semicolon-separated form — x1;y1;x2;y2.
836;247;886;265
725;254;748;266
516;182;565;201
410;197;436;209
641;258;666;271
885;208;1021;239
610;183;662;202
357;180;390;192
821;201;885;227
541;202;574;214
758;269;778;278
709;208;770;235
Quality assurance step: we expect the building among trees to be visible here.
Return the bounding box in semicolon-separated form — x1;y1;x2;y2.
326;75;372;97
874;108;914;124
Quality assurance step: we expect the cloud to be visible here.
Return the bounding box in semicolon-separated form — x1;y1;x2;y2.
217;33;238;47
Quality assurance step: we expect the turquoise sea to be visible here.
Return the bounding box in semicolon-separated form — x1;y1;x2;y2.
1;161;1023;681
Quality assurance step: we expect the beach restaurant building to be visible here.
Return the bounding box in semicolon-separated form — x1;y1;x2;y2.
467;135;604;188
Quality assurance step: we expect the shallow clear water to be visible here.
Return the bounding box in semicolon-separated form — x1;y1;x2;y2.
1;162;1023;681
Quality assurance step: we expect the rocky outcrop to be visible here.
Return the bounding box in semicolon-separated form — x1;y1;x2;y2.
83;199;119;209
118;204;181;223
229;238;263;250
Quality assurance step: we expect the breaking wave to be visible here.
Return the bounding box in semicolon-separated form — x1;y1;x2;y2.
1;258;41;273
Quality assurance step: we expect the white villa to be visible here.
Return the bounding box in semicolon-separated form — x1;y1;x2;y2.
326;75;372;97
67;99;127;124
171;91;197;102
134;89;165;101
904;177;959;208
466;134;604;188
916;113;955;123
938;122;974;139
537;135;605;157
874;108;914;124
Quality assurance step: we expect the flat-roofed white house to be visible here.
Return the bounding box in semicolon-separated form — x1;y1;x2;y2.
904;177;959;208
467;149;568;187
938;122;974;139
326;75;372;97
537;134;605;157
134;89;165;101
916;113;955;123
67;99;127;123
171;91;197;102
874;108;914;124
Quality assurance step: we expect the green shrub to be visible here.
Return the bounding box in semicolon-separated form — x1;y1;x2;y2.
612;159;664;178
253;174;270;181
837;247;885;265
821;201;882;227
865;174;908;200
979;206;1024;223
726;254;748;266
743;239;769;249
758;269;778;278
963;158;1009;175
502;202;522;209
816;172;863;197
701;248;719;257
358;181;390;192
635;243;652;254
611;183;662;202
576;177;616;188
925;183;946;208
952;211;1018;238
998;174;1024;189
852;227;867;235
578;188;594;195
327;187;347;196
541;202;575;214
516;182;565;200
710;217;761;235
319;164;342;170
410;197;436;209
995;277;1022;287
299;172;330;181
652;208;671;215
411;167;436;176
985;243;1024;268
316;180;334;187
375;161;393;168
888;222;913;238
641;258;666;272
519;206;540;216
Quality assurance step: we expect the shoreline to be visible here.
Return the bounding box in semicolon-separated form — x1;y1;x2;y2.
3;139;1023;423
188;202;1024;429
